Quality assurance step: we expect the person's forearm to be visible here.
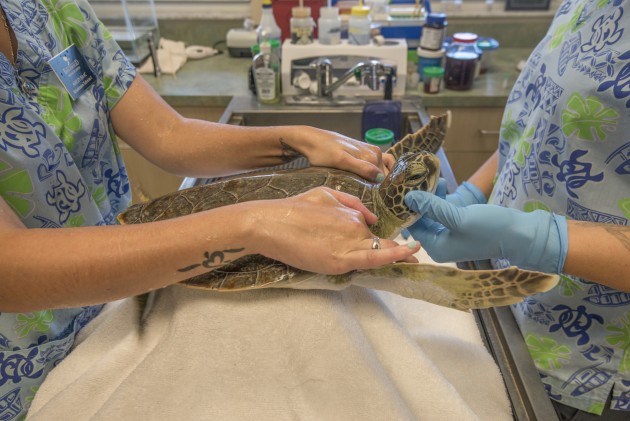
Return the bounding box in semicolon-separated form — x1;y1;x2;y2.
111;76;312;178
564;220;630;291
0;203;257;313
153;120;309;177
466;150;498;199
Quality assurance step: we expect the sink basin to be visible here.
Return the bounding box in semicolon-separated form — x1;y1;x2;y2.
221;96;427;140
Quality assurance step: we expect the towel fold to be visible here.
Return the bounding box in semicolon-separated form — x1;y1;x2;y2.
27;249;512;421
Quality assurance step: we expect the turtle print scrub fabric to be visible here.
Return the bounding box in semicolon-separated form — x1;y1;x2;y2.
489;0;630;414
0;0;136;418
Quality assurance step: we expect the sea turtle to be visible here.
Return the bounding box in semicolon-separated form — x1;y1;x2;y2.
118;114;559;311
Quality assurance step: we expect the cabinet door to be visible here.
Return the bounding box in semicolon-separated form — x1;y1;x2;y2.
428;107;503;183
120;106;225;204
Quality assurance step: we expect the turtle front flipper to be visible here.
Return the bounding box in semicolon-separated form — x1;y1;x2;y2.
386;112;450;159
349;263;559;311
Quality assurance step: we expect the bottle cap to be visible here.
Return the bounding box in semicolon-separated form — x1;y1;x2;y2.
292;6;312;18
262;0;272;7
423;66;445;78
251;44;260;54
452;32;478;43
260;41;271;54
477;37;499;51
319;6;340;19
416;48;445;58
269;39;280;49
365;128;394;146
351;5;371;16
426;13;447;25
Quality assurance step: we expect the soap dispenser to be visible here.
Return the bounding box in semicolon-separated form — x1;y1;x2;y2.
253;40;281;104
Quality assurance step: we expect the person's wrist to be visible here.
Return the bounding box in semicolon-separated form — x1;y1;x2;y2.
447;181;487;207
510;210;568;274
235;201;267;256
461;182;487;205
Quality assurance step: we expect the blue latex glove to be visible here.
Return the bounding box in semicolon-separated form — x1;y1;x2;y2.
445;181;487;207
404;191;569;274
401;179;486;239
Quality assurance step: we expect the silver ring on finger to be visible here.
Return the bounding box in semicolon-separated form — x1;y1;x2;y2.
371;237;381;250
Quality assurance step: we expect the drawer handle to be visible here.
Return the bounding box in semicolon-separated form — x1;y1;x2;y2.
479;129;500;135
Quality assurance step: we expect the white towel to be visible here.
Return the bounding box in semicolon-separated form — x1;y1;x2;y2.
27;250;512;421
138;38;188;75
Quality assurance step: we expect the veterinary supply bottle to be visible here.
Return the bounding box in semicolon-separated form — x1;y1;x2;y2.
290;6;315;44
444;32;480;91
417;47;444;81
253;40;281;104
257;0;282;52
423;66;444;94
318;6;341;45
365;128;394;152
419;13;447;51
348;5;371;45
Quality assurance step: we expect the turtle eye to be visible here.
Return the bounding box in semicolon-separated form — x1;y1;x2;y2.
406;172;427;182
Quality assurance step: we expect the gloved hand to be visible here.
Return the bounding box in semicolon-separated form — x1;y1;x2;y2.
401;179;486;239
404;191;569;274
445;181;487;207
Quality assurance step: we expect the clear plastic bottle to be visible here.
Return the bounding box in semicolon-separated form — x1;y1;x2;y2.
318;6;341;45
444;32;481;91
253;40;281;104
348;5;372;45
257;0;282;50
365;0;389;20
290;6;315;45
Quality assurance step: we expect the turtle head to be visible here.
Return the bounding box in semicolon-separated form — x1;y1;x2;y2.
377;151;440;233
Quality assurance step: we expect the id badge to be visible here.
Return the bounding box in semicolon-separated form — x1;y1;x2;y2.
49;44;96;100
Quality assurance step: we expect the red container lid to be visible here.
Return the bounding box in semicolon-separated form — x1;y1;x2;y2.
271;0;327;41
452;32;479;44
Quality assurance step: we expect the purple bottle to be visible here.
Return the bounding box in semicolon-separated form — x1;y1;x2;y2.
444;33;481;91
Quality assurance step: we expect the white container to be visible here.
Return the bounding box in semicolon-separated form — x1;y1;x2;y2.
290;6;315;45
256;0;282;47
417;47;445;81
318;6;341;45
348;5;371;45
365;0;389;20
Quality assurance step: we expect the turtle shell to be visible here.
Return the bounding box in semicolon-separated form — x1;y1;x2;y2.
119;167;376;225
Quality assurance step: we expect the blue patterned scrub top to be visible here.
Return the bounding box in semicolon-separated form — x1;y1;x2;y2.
0;0;136;419
490;0;630;414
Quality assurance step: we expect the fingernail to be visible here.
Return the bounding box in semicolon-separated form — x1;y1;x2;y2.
376;173;385;183
407;241;417;249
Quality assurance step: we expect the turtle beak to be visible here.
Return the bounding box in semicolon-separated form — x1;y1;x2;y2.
426;154;441;194
411;153;441;194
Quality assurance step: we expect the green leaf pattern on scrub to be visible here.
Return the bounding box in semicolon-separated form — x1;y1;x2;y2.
492;0;630;414
0;0;136;419
561;93;619;142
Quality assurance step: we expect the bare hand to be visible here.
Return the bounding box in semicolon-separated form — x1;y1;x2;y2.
249;187;419;275
285;126;393;181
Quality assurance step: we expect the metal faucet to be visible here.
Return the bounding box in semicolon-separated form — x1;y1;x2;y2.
309;59;397;100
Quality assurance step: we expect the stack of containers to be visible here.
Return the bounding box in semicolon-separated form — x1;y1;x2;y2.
416;12;447;85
